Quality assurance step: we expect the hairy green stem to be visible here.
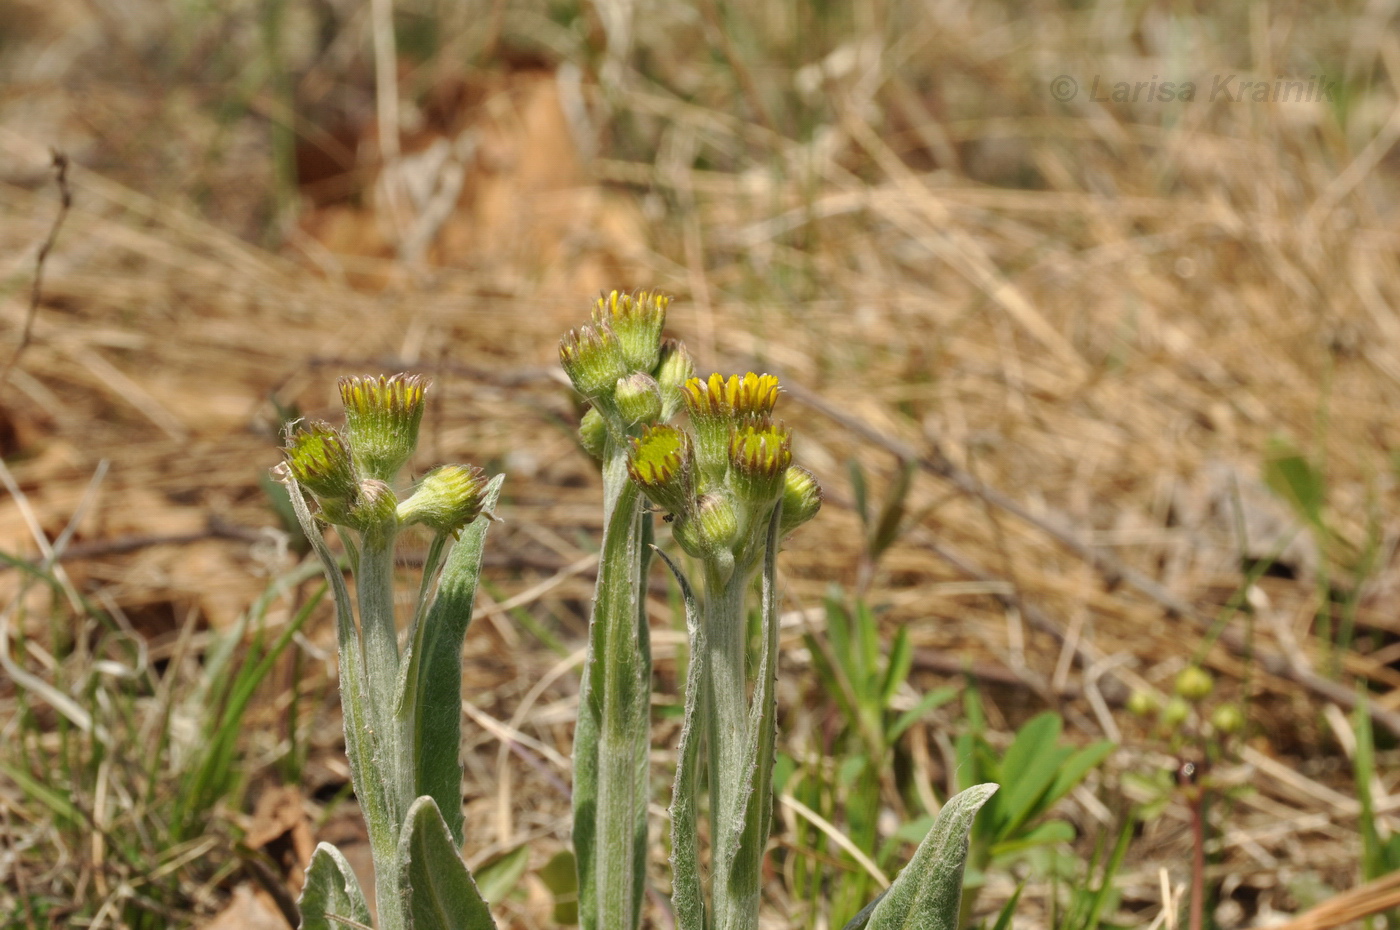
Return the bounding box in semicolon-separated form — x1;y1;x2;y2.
575;446;652;930
711;560;767;930
358;537;406;812
703;562;748;897
355;535;409;930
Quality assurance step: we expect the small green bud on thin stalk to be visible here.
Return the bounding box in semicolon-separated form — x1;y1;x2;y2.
339;374;428;483
1127;690;1158;718
1175;666;1214;702
592;289;669;373
1211;703;1245;735
778;465;822;535
615;372;664;426
1162;696;1191;727
398;464;488;537
560;325;629;399
579;406;608;460
655;339;694;420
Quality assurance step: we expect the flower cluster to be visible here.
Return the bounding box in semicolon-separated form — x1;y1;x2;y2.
627;372;821;578
278;374;489;540
560;290;694;454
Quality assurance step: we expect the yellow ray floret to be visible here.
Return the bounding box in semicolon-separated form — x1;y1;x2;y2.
682;372;781;421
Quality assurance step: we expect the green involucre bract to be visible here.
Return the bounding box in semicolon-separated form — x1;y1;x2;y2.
398;464;489;537
283;421;358;501
591;289;669;373
338;373;428;482
560;324;629;399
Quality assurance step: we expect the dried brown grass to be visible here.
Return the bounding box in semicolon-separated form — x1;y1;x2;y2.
2;0;1399;927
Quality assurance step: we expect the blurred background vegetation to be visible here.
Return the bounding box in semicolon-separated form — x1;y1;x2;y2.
2;0;1400;927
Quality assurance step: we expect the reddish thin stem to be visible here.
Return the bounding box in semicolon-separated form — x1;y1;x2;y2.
1189;789;1206;930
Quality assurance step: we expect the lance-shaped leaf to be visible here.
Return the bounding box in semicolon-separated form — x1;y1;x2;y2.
865;784;998;930
716;504;784;928
299;842;372;930
573;451;651;930
396;474;504;845
284;476;398;915
656;547;707;930
398;796;497;930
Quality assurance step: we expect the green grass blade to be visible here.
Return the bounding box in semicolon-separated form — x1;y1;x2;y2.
990;883;1024;930
1354;692;1385;880
0;761;82;826
1043;741;1115;812
879;626;913;709
993;713;1064;837
887;687;957;745
1079;812;1134;930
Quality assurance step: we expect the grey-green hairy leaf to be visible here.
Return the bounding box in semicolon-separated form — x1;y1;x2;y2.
287;479;399;925
866;784;998;930
399;474;504;845
655;547;706;930
398;796;497;930
299;842;372;930
573;451;650;930
717;505;784;930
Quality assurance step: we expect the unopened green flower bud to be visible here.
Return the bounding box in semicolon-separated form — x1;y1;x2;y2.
684;373;781;479
398;464;488;537
579;406;608;460
1211;703;1245;735
346;478;399;540
560;324;629;399
1126;690;1158;718
282;421;358;501
627;424;695;517
654;339;694;420
338;374;428;482
592;289;668;373
675;491;741;559
1161;696;1190;727
727;420;792;506
1175;666;1214;702
778;465;822;535
615;372;663;426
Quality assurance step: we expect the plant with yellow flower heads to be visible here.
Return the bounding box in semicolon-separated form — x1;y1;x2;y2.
277;374;502;930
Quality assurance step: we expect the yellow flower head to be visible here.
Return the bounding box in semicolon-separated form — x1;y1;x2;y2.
682;372;781;423
627;424;696;517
